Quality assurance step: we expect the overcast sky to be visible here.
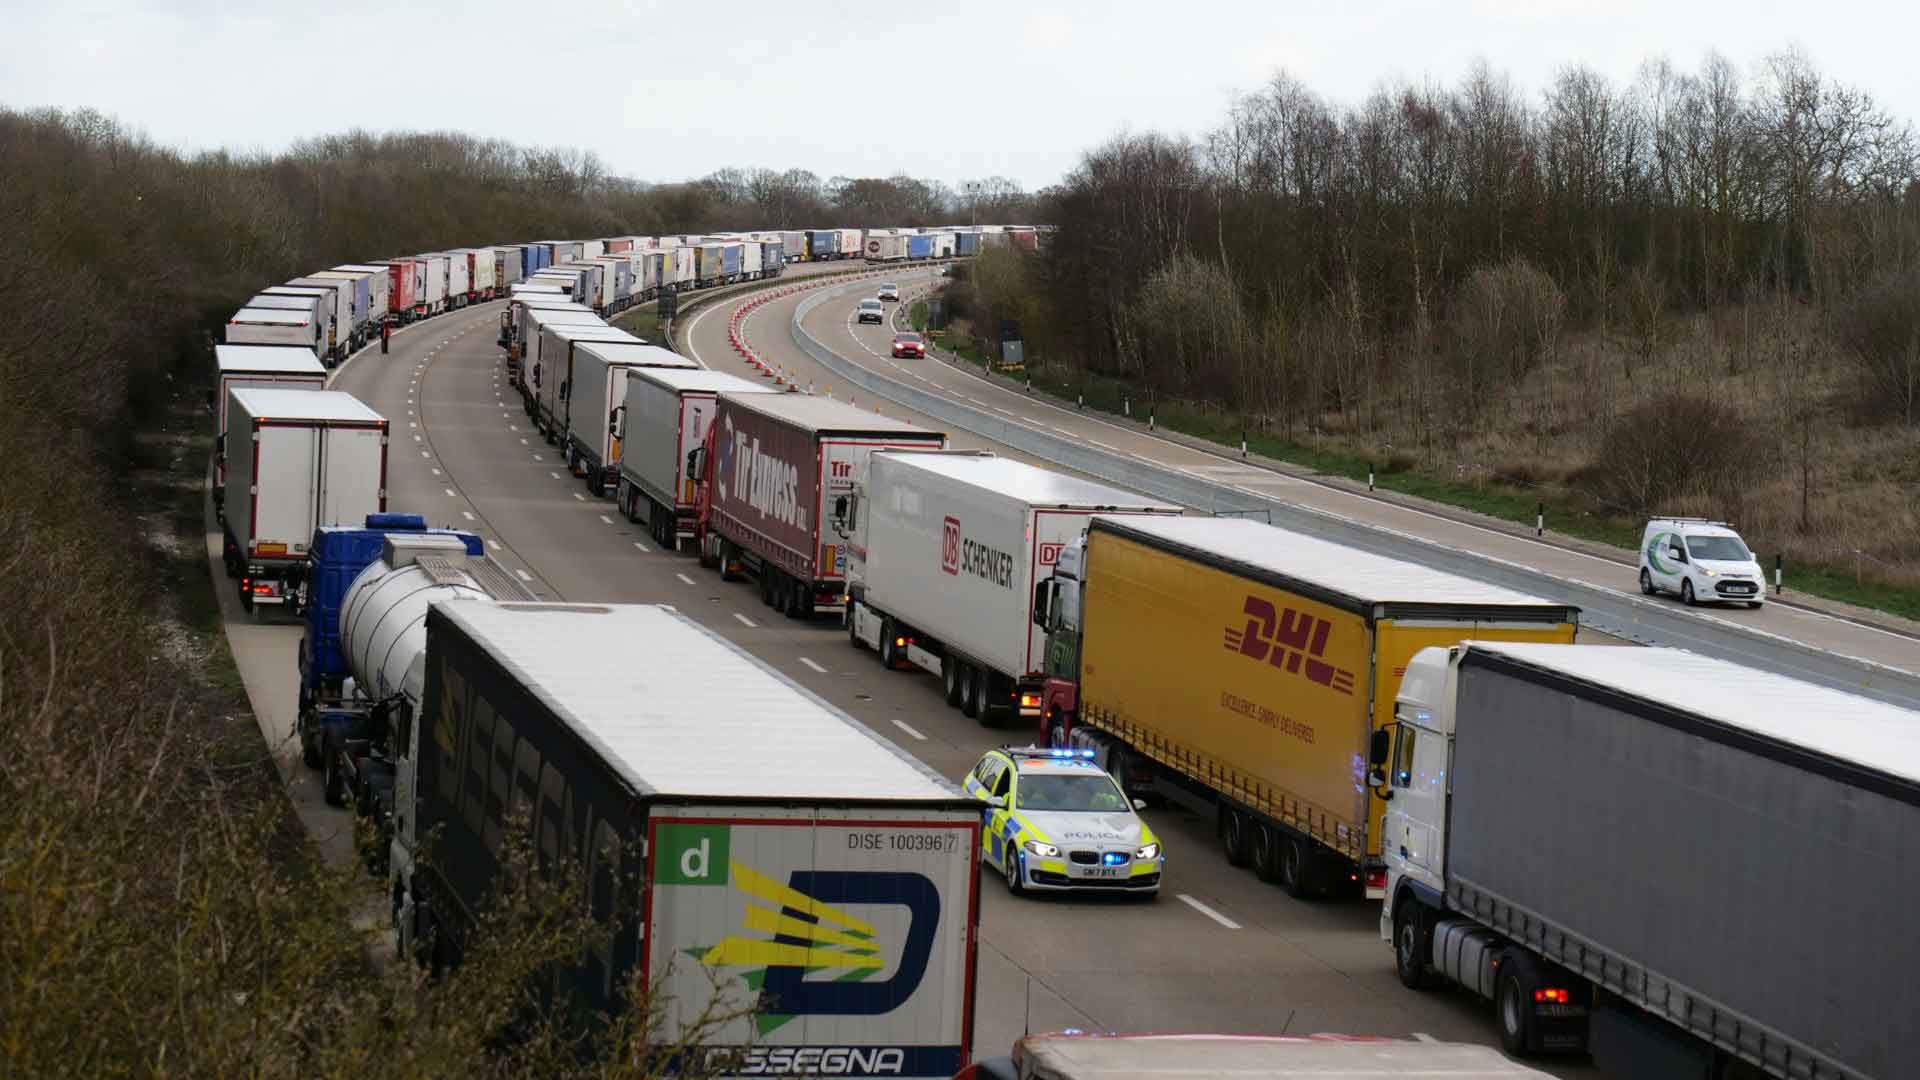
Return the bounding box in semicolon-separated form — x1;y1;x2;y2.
3;1;1914;192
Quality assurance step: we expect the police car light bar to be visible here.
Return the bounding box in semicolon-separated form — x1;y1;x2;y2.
1006;745;1097;759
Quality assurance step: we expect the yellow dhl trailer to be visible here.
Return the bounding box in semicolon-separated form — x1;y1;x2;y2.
1034;515;1578;901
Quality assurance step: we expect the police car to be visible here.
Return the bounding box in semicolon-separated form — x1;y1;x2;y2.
962;747;1163;897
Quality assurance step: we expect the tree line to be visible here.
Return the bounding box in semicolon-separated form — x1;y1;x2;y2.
990;49;1920;588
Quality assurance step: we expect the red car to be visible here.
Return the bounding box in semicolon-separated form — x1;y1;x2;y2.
891;332;926;358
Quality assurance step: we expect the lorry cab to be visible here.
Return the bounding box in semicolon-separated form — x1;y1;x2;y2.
1638;517;1765;608
1380;646;1456;928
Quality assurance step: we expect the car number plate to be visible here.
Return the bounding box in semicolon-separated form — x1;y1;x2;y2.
1075;866;1125;879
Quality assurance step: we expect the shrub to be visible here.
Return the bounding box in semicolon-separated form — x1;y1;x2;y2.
1580;392;1756;515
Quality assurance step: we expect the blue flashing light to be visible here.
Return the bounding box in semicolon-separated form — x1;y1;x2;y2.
1102;852;1128;866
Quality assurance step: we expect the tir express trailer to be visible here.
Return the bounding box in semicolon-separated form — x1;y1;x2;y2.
615;368;776;551
212;344;327;512
841;451;1178;727
1035;515;1578;900
559;341;697;497
399;602;980;1077
694;394;947;619
1384;642;1920;1080
221;388;387;613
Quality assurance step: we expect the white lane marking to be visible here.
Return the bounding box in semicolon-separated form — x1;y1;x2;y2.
799;657;827;674
1176;894;1241;929
431;467;442;476
599;514;613;524
409;421;417;429
1024;416;1047;425
1129;452;1160;465
1087;439;1115;450
461;511;475;521
928;381;943;389
732;612;758;628
414;434;422;442
633;540;651;553
1410;1033;1438;1044
675;572;696;585
890;718;927;741
572;492;586;501
548;471;560;479
444;488;457;497
407;410;414;417
507;424;517;431
420;450;431;458
520;438;529;445
514;568;533;582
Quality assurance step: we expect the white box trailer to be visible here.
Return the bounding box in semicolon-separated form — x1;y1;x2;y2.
211;344;327;499
334;264;391;325
838;228;863;258
221;388;386;611
400;601;980;1077
417;253;450;314
780;230;806;261
441;251;471;304
504;296;591;391
310;270;376;343
533;322;639;437
932;232;957;258
669;246;695;288
227;306;324;360
740;240;763;279
581;238;604;259
562;342;699;497
845;451;1180;723
279;280;354;359
464;246;496;295
247;293;321;318
617;368;776;549
493;246;522;289
262;285;341;360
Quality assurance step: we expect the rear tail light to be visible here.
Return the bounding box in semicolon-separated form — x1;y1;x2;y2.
1366;869;1387;890
1533;987;1571;1004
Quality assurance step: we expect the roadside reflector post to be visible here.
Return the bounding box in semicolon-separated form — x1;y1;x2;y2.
1536;502;1545;537
1775;554;1784;594
1077;392;1084;410
1241;432;1248;459
1124;397;1131;418
1368;465;1375;492
1148;411;1155;432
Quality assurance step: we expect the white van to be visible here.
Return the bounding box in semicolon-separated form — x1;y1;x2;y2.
1638;518;1766;608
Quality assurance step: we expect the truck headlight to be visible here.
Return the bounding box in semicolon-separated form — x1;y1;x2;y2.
1023;840;1059;859
1135;843;1160;860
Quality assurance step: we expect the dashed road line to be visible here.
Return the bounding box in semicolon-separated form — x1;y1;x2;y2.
444;488;457;497
633;540;650;553
599;514;613;524
1176;894;1241;929
799;657;828;674
675;572;696;585
732;612;758;628
461;511;475;521
890;718;927;741
514;568;533;582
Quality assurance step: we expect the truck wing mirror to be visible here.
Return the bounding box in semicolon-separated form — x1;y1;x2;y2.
1369;728;1392;767
833;494;849;525
686;446;705;481
609;406;621;436
1131;798;1147;811
1032;579;1052;626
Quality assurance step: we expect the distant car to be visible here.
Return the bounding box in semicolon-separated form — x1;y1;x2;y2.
962;746;1162;896
878;283;901;302
1639;517;1766;608
856;298;885;325
891;332;926;358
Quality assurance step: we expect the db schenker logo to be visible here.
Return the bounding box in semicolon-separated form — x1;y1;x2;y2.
1038;542;1065;566
941;517;961;575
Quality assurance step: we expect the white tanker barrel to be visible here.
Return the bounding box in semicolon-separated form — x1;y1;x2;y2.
339;533;534;705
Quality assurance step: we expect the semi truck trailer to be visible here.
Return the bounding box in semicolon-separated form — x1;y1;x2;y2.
212;344;327;514
615;368;777;551
516;306;611;409
693;394;947;619
558;341;698;497
1383;642;1920;1080
531;323;641;441
840;451;1178;727
396;601;981;1076
1034;515;1579;900
226;306;325;360
221;388;387;614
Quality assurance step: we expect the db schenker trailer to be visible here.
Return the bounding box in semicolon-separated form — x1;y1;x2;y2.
1033;515;1578;901
1384;642;1920;1080
398;601;980;1077
842;450;1177;727
693;393;946;619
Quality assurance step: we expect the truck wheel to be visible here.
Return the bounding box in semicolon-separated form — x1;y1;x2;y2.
972;667;997;727
1278;835;1315;899
880;618;901;668
322;749;346;808
239;585;255;614
788;580;812;619
958;662;979;716
1394;899;1433;989
1250;822;1283;883
1496;949;1540;1055
1220;808;1253;867
943;658;963;706
1681;580;1697;606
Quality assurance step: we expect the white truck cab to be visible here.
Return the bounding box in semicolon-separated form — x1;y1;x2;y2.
1637;517;1765;608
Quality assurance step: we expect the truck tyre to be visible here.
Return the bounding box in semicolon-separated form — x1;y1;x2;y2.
1681;580;1697;606
788;580;812;619
300;722;323;770
959;662;979;717
943;658;963;706
322;747;347;808
1496;948;1541;1056
972;667;996;727
880;618;902;669
1639;568;1655;595
1251;821;1283;883
1278;834;1315;899
239;585;255;615
1394;898;1433;990
1220;807;1253;867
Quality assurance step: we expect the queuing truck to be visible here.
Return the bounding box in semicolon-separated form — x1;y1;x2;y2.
531;322;640;439
1384;643;1920;1080
956;1032;1556;1080
841;452;1179;727
416;253;449;316
441;251;470;307
781;230;806;261
377;259;421;324
615;368;776;551
693;243;724;287
227;306;325;360
310;270;376;348
220;388;387;614
838;228;864;259
293;515;531;779
494;246;523;290
395;601;980;1077
271;281;350;360
515;305;606;405
867;232;906;262
908;234;934;260
334;264;393;328
560;341;698;498
211;344;327;513
807;229;837;261
1033;515;1579;900
693;394;947;619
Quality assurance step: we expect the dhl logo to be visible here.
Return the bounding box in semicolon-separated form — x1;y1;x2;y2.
1223;595;1357;695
